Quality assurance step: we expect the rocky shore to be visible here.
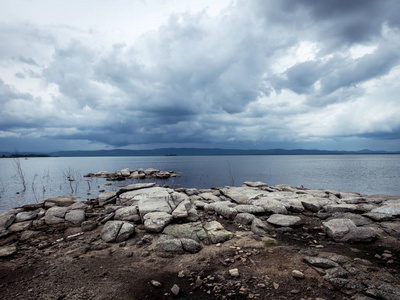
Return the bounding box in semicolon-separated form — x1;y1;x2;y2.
1;176;400;299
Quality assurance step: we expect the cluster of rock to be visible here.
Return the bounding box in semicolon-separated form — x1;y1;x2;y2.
1;179;400;299
84;168;179;181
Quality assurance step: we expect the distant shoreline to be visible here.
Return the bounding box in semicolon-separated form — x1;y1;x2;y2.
1;147;400;158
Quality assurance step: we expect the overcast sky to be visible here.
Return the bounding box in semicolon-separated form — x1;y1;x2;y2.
1;0;399;152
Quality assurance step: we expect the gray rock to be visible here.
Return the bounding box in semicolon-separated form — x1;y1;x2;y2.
325;204;359;213
81;220;97;231
171;199;190;219
0;211;16;229
371;204;400;216
322;219;376;243
242;181;269;188
97;191;117;206
118;182;156;193
199;192;221;202
205;201;238;220
163;222;208;243
69;202;89;210
114;206;140;222
366;283;400;300
15;211;38;223
115;222;135;243
220;186;266;204
135;187;174;217
235;213;256;225
301;199;321;212
101;220;123;242
267;214;302;227
363;212;394;222
100;220;134;243
155;235;184;254
303;256;339;268
44;206;69;225
0;245;17;257
171;284;180;296
45;196;78;208
119;168;131;176
181;238;202;253
329;213;372;226
143;212;173;232
151;280;162;288
235;205;265;214
8;220;32;232
251;218;269;235
203;221;233;244
65;209;85;226
250;198;288;214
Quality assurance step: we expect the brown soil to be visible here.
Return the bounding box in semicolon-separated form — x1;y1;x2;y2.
1;215;399;300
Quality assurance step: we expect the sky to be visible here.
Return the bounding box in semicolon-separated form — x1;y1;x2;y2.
0;0;400;152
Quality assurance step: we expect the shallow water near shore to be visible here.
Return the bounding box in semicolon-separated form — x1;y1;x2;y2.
0;154;399;212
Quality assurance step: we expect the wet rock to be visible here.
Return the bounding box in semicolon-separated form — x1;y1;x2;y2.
322;219;376;243
267;214;302;227
220;186;266;204
143;212;173;232
0;245;17;257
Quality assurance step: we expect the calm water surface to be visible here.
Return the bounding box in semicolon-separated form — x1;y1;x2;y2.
0;155;399;212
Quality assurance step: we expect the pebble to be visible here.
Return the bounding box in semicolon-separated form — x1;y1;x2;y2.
292;270;305;279
151;280;162;288
273;282;279;290
171;284;180;296
229;268;240;277
178;270;185;278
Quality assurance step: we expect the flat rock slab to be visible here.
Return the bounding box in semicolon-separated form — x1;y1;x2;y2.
97;191;117;206
267;214;302;227
371;204;400;216
0;212;16;229
220;187;266;204
15;211;38;223
163;222;208;243
118;182;156;193
45;197;79;208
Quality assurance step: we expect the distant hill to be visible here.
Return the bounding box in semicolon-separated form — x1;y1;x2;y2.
47;148;400;157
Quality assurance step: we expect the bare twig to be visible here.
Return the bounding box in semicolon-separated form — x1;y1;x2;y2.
227;161;235;186
31;173;39;202
11;155;26;192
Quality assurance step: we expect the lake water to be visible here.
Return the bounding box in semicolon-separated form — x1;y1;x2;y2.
0;155;399;212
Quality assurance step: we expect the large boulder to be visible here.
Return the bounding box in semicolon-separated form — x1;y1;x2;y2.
163;222;208;243
100;220;135;243
155;235;184;254
205;201;238;220
203;221;233;244
322;219;376;243
44;206;69;225
114;206;140;222
65;209;85;226
143;212;173;232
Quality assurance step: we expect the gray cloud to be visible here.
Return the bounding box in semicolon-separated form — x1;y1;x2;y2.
0;0;400;151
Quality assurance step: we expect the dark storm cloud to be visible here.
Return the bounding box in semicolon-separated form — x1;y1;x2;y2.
1;0;400;151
